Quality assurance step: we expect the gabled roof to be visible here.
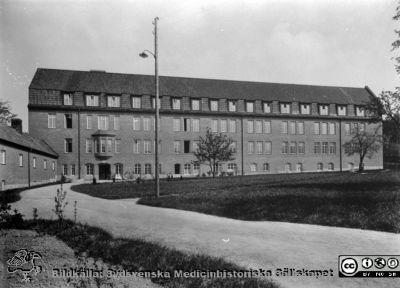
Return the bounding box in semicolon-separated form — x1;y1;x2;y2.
0;123;58;158
29;68;375;105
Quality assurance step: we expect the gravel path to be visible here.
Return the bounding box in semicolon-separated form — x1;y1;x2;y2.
11;183;400;288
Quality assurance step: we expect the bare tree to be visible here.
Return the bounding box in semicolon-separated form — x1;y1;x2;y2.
0;100;17;124
343;127;382;172
193;128;235;177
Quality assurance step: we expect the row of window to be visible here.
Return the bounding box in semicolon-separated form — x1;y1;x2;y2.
0;150;55;170
62;93;366;117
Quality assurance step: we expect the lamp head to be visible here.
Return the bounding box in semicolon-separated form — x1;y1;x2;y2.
139;52;149;58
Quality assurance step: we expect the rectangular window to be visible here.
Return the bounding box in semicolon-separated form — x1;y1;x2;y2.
289;121;296;134
174;141;180;154
290;142;297;154
64;114;72;129
184;118;190;132
229;120;236;133
184;140;190;153
281;121;288;134
107;95;120;107
359;123;366;132
100;139;106;153
263;102;271;113
173;118;180;132
86;139;92;153
255;120;262;134
220;120;227;133
329;123;335;135
337;105;347;116
134;164;141;175
33;157;36;168
143;118;150;131
114;116;120;130
211;119;218;133
210;100;219;111
281;141;289;154
172;98;181;110
52;161;55;171
248;142;254;154
319;104;329;115
264;121;271;134
133;117;140;130
98;115;109;130
193;141;199;151
298;142;305;154
280;103;291;114
145;164;152;174
86;95;99;106
297;122;304;134
144;140;151;154
107;139;112;153
115;139;121;153
345;123;351;135
300;104;310;115
19;154;23;167
191;99;200;110
230;141;237;153
86;164;94;175
65;139;72;153
321;122;328;135
192;119;200;132
329;142;336;154
152;97;160;109
0;150;5;165
71;164;75;175
246;102;254;112
48;113;56;128
314;122;320;135
256;141;263;154
247;120;254;133
351;123;358;134
265;141;272;154
322;142;328;154
133;140;140;154
132;96;141;108
86;115;92;129
63;93;73;105
62;164;67;175
228;101;237;112
356;106;365;117
314;142;321;154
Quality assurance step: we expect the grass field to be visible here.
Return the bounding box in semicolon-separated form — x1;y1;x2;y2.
71;170;400;233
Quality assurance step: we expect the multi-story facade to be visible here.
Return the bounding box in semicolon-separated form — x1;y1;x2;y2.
28;68;383;180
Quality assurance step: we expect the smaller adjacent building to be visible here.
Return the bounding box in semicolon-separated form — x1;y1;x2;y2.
0;119;58;191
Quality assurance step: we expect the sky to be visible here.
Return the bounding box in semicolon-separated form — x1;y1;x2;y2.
1;0;399;131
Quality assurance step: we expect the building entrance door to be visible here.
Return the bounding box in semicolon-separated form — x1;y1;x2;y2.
174;164;181;175
99;163;111;180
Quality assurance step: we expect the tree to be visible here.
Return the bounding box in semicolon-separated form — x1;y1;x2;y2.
343;127;382;172
0;100;17;124
193;128;235;177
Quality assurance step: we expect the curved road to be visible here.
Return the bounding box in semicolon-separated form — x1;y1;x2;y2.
12;183;400;288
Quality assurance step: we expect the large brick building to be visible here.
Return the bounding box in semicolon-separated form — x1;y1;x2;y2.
28;68;383;180
0;119;58;190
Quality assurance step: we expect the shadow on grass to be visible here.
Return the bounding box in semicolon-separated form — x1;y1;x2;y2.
21;219;276;288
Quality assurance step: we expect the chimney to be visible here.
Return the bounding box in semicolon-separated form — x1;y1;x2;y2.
11;118;22;134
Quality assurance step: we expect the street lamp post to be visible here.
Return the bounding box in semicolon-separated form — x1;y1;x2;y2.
140;17;160;198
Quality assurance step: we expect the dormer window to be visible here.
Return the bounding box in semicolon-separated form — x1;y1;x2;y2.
172;98;181;110
86;94;99;106
300;104;310;115
280;103;291;114
107;95;120;107
337;105;347;116
246;101;254;113
191;99;200;110
319;104;329;115
210;100;219;111
63;93;73;105
132;96;141;108
356;106;365;117
263;102;271;113
228;100;237;112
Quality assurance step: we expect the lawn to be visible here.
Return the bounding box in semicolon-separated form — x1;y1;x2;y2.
71;170;400;233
